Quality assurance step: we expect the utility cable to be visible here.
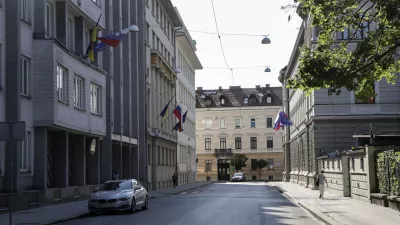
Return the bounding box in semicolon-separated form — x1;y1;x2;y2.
210;0;235;85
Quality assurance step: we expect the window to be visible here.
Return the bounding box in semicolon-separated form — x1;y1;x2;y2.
266;117;272;128
20;131;31;172
250;137;257;149
45;3;53;37
164;15;167;30
205;97;212;106
249;96;257;104
205;138;211;150
205;118;212;129
146;23;150;44
84;30;89;53
20;56;30;96
267;137;273;148
244;98;248;104
156;2;159;20
235;137;242;149
267;159;274;168
73;76;84;109
152;32;156;48
337;22;369;40
266;96;272;104
20;0;30;23
56;65;68;103
250;118;256;128
251;159;257;170
220;98;225;104
0;0;2;8
220;118;226;129
205;160;212;172
220;138;226;149
67;18;74;50
235;118;241;128
355;83;375;104
90;83;101;114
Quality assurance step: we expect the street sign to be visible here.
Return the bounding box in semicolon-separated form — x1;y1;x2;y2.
0;121;26;141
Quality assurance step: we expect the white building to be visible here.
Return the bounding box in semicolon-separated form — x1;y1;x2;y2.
174;8;202;185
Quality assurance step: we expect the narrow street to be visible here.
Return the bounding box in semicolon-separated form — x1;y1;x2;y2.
58;182;321;225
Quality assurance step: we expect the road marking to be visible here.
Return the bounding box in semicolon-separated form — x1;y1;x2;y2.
179;191;188;195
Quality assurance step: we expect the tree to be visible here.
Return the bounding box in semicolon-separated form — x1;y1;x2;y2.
230;154;248;172
256;159;268;180
282;0;400;100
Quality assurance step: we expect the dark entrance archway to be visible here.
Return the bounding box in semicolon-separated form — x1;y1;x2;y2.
217;159;230;181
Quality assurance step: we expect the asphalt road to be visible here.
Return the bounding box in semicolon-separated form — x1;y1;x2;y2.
59;182;322;225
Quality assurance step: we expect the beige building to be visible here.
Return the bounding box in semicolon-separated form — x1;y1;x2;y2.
195;85;284;181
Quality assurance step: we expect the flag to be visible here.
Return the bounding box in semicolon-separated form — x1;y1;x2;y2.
173;105;182;120
84;14;102;61
97;27;130;48
182;110;188;123
173;121;183;132
273;111;293;131
89;26;98;61
159;102;170;121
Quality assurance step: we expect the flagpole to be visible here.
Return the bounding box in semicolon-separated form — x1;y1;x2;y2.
156;94;176;120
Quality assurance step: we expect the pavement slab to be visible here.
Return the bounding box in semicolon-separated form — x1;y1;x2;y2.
269;181;400;225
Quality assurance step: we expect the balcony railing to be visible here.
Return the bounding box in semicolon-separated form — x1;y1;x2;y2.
214;148;233;156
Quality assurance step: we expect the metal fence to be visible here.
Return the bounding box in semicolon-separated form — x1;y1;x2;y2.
375;146;400;196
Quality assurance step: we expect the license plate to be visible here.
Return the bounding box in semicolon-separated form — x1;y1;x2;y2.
103;203;114;208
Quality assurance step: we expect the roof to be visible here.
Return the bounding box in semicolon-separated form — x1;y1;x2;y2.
195;85;283;108
159;0;182;27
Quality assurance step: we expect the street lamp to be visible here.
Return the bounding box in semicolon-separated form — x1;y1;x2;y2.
129;25;139;32
265;67;271;72
261;36;271;44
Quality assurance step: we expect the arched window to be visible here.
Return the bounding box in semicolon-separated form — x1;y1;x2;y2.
265;93;272;104
248;94;257;105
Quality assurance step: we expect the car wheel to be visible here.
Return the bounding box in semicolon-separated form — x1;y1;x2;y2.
130;198;136;214
142;196;148;210
89;211;96;217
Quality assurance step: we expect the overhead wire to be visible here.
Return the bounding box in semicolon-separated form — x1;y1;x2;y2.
209;0;235;85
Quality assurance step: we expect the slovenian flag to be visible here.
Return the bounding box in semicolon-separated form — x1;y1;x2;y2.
273;111;293;131
97;27;130;48
173;105;182;120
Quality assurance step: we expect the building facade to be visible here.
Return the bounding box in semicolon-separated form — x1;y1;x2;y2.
0;0;149;210
195;85;284;182
280;15;400;188
174;8;202;185
145;0;182;191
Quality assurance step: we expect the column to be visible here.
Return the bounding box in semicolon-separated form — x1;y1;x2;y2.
157;73;162;130
71;135;85;186
54;131;68;188
33;128;47;190
160;74;165;131
55;1;67;45
4;0;21;195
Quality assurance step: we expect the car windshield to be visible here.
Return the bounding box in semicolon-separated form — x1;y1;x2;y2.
234;173;243;177
100;181;132;191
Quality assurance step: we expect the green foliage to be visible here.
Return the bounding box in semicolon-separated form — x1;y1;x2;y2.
256;159;268;179
285;0;400;100
376;151;400;196
230;154;248;172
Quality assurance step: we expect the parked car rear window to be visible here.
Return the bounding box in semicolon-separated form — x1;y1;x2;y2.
234;173;243;176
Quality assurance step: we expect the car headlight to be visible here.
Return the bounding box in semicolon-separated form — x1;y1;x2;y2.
118;196;131;201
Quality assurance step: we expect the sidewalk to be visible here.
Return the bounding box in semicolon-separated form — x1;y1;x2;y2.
269;182;400;225
0;181;212;225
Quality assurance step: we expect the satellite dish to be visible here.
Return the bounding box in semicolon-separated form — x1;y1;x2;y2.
90;138;96;156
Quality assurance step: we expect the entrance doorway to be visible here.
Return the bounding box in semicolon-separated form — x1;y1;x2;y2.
217;159;230;181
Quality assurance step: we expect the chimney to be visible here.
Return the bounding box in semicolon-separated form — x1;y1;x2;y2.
196;87;203;91
265;84;270;88
229;86;241;90
255;85;261;89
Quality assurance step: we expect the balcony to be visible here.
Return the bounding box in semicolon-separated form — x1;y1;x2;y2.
32;38;107;136
214;148;233;156
150;49;176;86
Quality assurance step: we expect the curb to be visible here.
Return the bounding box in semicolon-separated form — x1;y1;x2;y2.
269;184;341;225
44;213;90;225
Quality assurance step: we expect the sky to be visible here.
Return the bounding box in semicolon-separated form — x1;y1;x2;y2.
171;0;302;89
